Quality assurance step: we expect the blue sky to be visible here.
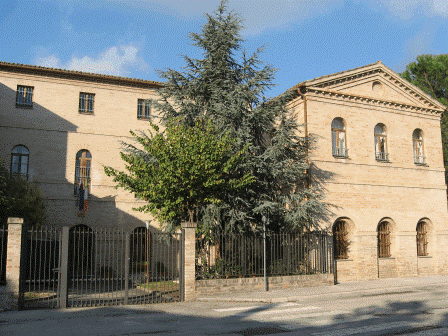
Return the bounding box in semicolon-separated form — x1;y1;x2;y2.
1;0;447;98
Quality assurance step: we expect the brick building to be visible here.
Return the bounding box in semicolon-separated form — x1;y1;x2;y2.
1;61;447;282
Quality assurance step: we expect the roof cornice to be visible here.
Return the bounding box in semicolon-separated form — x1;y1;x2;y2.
0;61;164;89
307;87;443;115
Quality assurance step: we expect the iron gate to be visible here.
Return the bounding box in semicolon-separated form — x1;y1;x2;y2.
19;226;183;310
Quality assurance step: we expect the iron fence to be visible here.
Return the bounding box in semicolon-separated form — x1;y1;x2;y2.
19;225;182;310
196;231;333;280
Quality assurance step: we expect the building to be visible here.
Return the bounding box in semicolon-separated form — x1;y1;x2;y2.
285;61;448;281
1;60;447;282
0;61;162;233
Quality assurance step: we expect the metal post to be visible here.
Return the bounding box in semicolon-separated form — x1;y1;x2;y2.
59;226;69;308
124;232;130;305
262;215;268;292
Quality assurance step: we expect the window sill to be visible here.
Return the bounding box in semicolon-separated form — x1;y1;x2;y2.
417;255;432;258
137;117;151;121
414;162;427;167
376;159;391;163
79;111;94;115
333;155;349;159
378;257;395;259
335;258;353;262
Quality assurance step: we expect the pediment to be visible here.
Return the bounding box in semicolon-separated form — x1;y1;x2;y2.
301;62;446;112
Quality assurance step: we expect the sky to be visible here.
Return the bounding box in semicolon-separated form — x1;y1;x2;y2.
1;0;448;98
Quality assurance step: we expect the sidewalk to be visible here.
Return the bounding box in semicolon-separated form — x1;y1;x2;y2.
196;275;448;303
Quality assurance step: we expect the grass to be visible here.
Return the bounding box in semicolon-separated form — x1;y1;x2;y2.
136;280;179;291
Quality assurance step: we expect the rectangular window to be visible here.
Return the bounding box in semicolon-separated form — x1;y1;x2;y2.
137;99;151;119
16;85;34;108
79;92;95;113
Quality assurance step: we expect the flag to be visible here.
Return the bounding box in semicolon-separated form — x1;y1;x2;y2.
78;182;84;211
83;186;88;214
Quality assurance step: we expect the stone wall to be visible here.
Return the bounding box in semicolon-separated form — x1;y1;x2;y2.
195;274;334;296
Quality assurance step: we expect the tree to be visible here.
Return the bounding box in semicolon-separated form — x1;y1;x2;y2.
153;1;326;233
401;54;448;182
104;119;253;231
0;160;46;226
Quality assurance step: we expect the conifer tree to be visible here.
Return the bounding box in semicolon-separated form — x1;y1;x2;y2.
153;1;326;233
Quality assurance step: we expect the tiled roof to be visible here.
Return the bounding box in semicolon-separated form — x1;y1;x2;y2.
0;61;164;88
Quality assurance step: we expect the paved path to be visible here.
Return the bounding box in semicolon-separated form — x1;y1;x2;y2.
2;275;448;335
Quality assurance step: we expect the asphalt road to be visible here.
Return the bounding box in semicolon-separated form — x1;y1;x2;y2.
2;279;448;335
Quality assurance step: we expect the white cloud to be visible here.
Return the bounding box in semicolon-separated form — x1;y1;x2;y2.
36;44;149;77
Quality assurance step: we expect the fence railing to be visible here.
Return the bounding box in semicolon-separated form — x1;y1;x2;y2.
196;231;333;280
19;226;183;309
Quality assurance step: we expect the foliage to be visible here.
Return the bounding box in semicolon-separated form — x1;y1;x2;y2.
153;0;326;233
0;160;46;226
401;54;448;182
104;119;253;230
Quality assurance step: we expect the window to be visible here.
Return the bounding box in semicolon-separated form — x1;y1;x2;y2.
416;221;428;256
333;220;349;259
74;149;91;195
331;118;348;157
374;123;388;161
413;129;425;164
16;85;33;108
137;99;151;119
79;93;95;113
377;221;391;258
11;145;29;179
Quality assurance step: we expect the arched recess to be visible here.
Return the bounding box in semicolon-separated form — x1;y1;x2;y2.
416;218;433;257
332;217;355;260
68;224;95;282
130;226;152;280
377;217;396;258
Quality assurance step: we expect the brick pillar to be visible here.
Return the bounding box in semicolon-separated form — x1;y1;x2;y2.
5;218;24;310
181;221;197;301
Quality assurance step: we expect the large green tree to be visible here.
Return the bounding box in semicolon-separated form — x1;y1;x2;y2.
153;1;326;233
0;161;46;226
401;54;448;181
104;119;253;231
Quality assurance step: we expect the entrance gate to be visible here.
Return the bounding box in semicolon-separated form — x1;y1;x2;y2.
19;226;183;310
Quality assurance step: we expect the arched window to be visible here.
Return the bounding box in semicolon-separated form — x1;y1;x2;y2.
331;118;348;157
413;129;425;164
11;145;29;179
416;221;428;256
377;221;391;258
333;220;349;259
74;150;91;195
374;124;388;161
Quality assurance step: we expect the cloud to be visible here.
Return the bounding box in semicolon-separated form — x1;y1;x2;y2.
36;44;149;77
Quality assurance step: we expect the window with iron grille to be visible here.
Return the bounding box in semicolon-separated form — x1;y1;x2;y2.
374;123;389;161
333;220;349;259
377;221;391;258
79;92;95;113
11;145;29;179
331;118;348;157
74;149;91;195
16;85;34;108
413;129;425;165
137;99;151;119
416;221;428;256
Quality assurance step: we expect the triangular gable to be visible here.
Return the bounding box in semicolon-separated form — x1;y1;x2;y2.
296;61;446;112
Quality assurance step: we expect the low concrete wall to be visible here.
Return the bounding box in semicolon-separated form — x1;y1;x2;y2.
196;273;334;296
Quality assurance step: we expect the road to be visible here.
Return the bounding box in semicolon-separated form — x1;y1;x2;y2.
2;279;448;335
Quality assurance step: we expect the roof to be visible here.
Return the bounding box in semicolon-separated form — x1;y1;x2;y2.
286;60;446;112
0;61;164;88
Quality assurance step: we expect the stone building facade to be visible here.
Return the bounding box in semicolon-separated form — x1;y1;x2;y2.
285;61;448;281
0;61;162;233
1;60;447;282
